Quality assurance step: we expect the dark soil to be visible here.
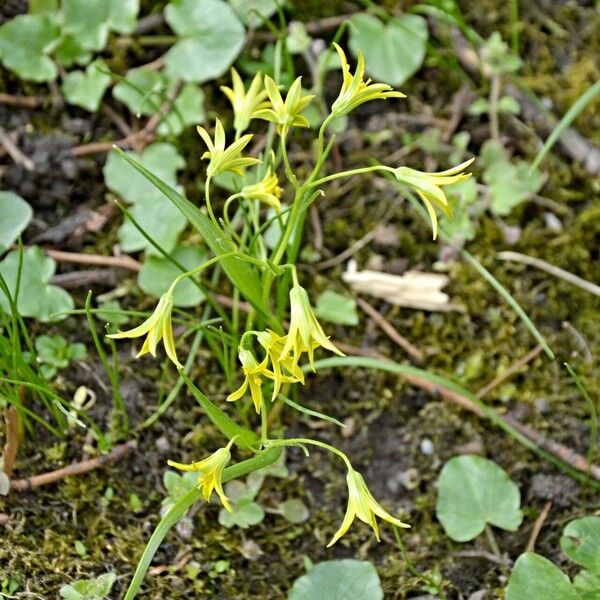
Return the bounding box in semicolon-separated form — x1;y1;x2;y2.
1;1;599;599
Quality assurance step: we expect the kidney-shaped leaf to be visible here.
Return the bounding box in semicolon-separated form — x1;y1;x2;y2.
0;191;32;252
561;517;600;576
138;246;206;306
62;59;111;112
0;247;73;321
165;0;245;83
348;13;428;87
0;14;59;81
288;560;383;600
436;455;523;542
506;553;581;600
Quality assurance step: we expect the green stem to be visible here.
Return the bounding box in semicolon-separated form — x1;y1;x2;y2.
266;437;352;470
309;164;393;187
393;526;447;600
205;177;219;229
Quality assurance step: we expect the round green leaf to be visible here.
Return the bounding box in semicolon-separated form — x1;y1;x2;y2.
164;0;245;83
107;0;139;34
0;15;59;82
314;290;358;326
279;499;309;524
138;246;206;307
0;247;73;321
561;517;600;575
288;560;383;600
506;553;581;600
62;59;111;112
219;499;264;528
157;83;205;136
436;455;523;542
62;0;111;52
0;191;32;252
348;13;428;87
229;0;279;27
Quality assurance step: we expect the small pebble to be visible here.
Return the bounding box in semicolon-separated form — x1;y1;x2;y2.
420;438;434;456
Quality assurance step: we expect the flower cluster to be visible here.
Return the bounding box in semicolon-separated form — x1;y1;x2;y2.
228;283;343;413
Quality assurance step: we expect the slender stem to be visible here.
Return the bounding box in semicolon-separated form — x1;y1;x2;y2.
260;397;269;444
281;132;298;190
205;177;219;228
266;437;353;470
484;524;502;557
309;164;394;187
489;74;501;141
393;526;447;600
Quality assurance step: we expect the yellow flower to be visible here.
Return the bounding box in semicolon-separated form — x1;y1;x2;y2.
197;118;260;177
168;439;235;512
108;292;181;368
328;469;410;546
257;329;304;400
394;158;474;240
240;166;283;210
227;349;274;413
331;43;405;116
220;68;269;135
252;76;315;135
280;283;343;369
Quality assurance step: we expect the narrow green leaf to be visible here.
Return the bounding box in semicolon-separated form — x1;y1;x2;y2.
114;148;272;321
180;371;259;451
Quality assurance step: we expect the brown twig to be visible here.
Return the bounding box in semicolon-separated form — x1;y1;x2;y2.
0;126;35;171
10;442;136;492
476;345;543;398
71;79;182;157
0;92;47;108
525;500;552;553
2;406;20;478
356;298;424;361
41;248;142;272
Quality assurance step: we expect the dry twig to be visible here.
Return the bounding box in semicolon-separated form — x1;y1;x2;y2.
10;442;135;492
525;501;552;553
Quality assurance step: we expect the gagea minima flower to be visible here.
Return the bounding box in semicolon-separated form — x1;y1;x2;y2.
227;349;274;413
168;438;236;512
328;469;410;546
108;291;181;368
393;158;474;240
220;68;269;135
331;43;405;116
257;329;304;400
280;283;344;369
253;76;315;135
197;117;260;177
240;166;283;210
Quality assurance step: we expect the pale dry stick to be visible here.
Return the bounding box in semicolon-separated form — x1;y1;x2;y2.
498;251;600;297
315;224;380;270
476;344;544;399
2;406;19;478
525;500;552;553
0;92;46;108
0;126;35;171
10;441;135;492
42;248;142;272
356;297;424;362
0;513;11;524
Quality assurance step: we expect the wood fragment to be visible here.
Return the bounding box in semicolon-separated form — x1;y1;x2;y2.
0;93;46;108
525;501;552;553
41;248;142;272
10;442;135;492
343;261;465;312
